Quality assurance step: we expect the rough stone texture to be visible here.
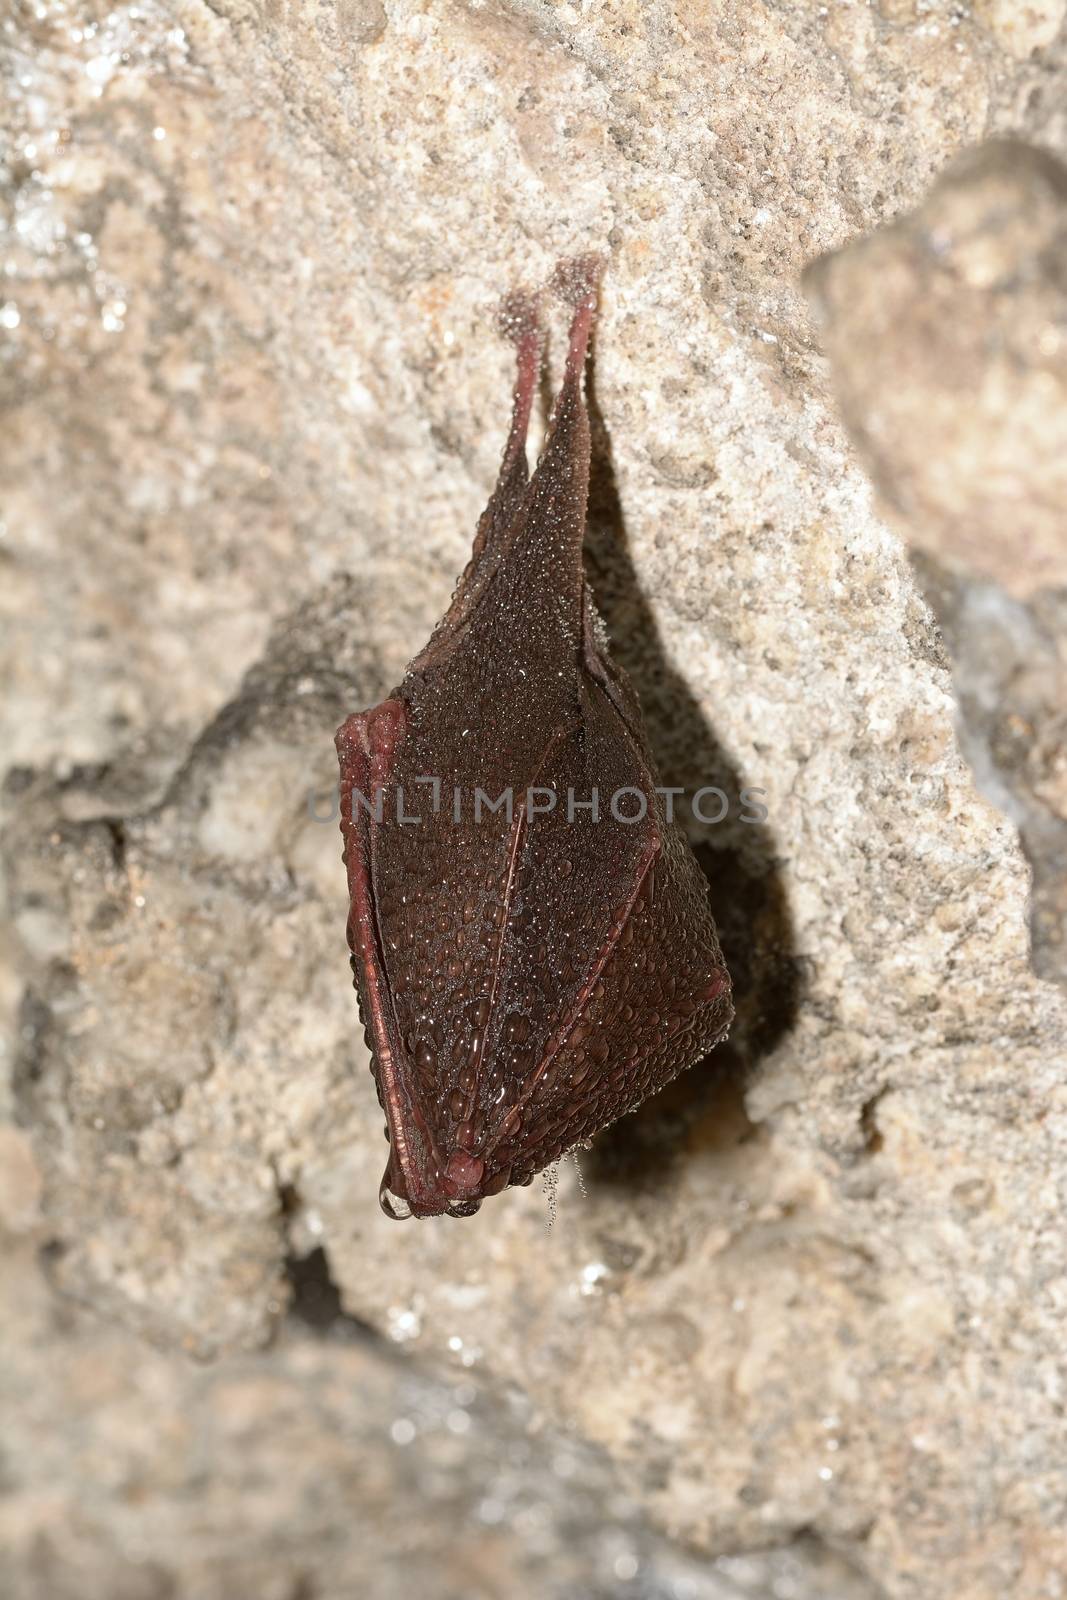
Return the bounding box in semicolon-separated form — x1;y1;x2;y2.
1;1228;877;1600
805;140;1067;985
805;141;1067;601
4;4;1067;1600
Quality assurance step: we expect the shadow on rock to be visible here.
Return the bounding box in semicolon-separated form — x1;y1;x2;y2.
580;349;802;1193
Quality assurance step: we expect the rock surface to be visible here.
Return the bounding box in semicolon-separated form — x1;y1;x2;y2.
1;1229;878;1600
4;4;1067;1599
806;140;1067;986
806;140;1067;601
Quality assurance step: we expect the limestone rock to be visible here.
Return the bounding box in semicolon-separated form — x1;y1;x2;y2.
4;4;1067;1600
806;140;1067;985
1;1234;878;1600
804;139;1067;601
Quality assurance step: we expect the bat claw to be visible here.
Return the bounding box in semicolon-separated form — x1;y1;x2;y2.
497;288;542;347
550;252;605;311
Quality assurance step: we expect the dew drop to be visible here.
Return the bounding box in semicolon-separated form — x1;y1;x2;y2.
444;1150;484;1194
504;1013;530;1045
698;971;730;1003
379;1181;412;1221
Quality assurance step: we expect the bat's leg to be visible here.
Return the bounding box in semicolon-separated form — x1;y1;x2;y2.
550;253;603;398
502;254;603;599
479;289;544;547
410;290;544;673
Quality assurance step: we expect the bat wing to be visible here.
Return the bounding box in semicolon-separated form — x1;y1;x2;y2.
338;637;730;1218
471;652;733;1196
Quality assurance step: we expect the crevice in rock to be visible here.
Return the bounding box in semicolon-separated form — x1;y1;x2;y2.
103;816;128;873
859;1089;888;1156
579;337;799;1193
276;1179;374;1341
284;1246;374;1342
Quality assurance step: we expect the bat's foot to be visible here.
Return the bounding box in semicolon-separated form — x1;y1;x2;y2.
550;252;605;313
497;287;542;347
551;254;604;381
495;289;544;456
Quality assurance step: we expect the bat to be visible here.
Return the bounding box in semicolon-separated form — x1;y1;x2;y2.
336;256;732;1218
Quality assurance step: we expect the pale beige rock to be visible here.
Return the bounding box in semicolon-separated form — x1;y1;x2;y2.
805;140;1067;603
0;1127;42;1233
4;1238;878;1600
806;141;1067;987
4;4;1067;1600
975;0;1067;59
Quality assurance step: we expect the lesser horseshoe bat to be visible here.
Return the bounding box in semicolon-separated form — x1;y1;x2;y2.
336;258;732;1218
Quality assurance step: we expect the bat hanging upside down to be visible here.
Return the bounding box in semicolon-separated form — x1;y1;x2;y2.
336;256;733;1218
